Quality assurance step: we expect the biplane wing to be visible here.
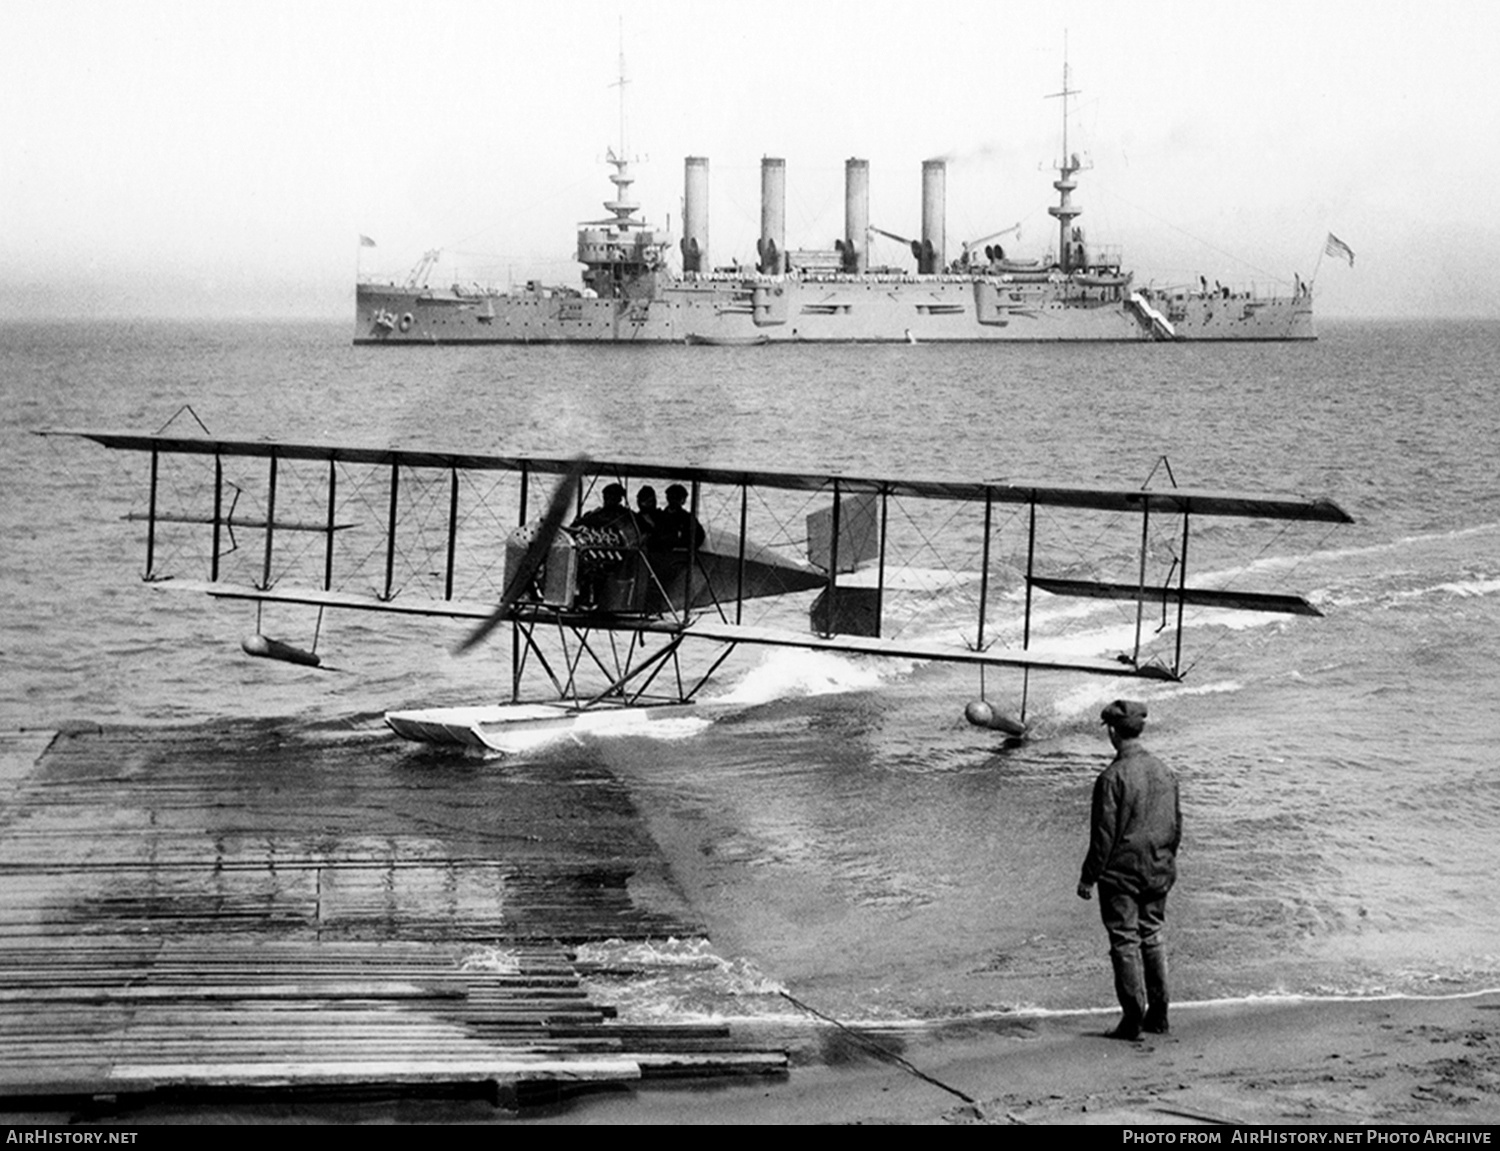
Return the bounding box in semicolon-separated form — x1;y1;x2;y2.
41;427;1352;747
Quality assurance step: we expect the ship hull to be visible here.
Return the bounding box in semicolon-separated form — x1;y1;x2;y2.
355;278;1315;345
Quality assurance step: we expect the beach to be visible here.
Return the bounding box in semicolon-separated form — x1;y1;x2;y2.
645;992;1500;1127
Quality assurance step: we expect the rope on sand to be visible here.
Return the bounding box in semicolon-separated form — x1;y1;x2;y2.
778;989;1004;1119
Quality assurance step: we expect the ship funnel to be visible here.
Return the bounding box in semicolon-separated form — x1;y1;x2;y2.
919;159;945;275
682;156;710;274
842;158;869;274
758;157;786;275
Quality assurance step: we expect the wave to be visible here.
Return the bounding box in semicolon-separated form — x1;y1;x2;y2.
1168;679;1246;697
523;946;1500;1030
1032;674;1246;731
1411;575;1500;601
563;937;789;1023
1318;570;1500;612
707;648;909;706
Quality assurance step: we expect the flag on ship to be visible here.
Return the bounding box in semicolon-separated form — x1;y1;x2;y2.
1324;233;1354;266
359;235;377;248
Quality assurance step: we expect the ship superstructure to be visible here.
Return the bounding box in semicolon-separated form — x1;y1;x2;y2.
356;66;1314;346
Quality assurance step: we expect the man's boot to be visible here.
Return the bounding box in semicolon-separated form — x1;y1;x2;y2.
1107;949;1146;1040
1142;941;1169;1034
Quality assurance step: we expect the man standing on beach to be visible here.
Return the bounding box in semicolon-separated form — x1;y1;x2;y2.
1077;700;1181;1040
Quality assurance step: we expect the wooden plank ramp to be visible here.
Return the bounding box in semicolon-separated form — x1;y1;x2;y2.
0;726;786;1106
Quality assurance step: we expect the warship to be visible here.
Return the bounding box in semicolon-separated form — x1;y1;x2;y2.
354;65;1314;345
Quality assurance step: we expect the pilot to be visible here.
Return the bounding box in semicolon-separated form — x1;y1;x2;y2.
574;483;636;533
571;483;640;610
656;483;705;551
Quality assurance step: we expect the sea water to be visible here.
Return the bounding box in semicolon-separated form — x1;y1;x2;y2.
2;317;1497;1026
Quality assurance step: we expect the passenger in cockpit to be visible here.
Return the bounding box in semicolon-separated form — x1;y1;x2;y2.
634;486;660;541
657;483;705;551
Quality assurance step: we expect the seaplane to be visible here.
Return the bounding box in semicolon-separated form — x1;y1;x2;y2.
41;420;1353;754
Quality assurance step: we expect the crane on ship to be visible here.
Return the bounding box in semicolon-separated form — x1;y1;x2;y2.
867;223;1024;273
865;225;933;269
404;250;441;289
958;222;1023;269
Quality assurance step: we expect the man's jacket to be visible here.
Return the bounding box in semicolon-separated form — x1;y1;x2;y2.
1080;741;1181;895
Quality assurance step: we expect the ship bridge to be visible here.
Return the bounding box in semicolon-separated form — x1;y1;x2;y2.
577;148;673;298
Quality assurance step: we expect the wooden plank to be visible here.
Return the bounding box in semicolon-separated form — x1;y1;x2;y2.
0;982;467;1003
104;1058;644;1087
635;1052;791;1077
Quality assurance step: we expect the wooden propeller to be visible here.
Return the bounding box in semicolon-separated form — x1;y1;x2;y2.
454;456;587;654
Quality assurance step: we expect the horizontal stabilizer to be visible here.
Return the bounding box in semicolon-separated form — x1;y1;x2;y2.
1029;577;1324;617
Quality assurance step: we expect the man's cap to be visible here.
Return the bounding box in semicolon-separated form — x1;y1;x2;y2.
602;482;626;500
665;483;688;502
1100;699;1148;735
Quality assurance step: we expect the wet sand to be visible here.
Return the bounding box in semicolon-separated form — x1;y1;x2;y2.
538;990;1500;1126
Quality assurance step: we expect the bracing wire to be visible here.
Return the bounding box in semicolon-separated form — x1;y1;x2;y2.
1177;518;1345;679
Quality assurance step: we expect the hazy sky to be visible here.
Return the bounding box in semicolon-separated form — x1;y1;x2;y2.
4;0;1497;319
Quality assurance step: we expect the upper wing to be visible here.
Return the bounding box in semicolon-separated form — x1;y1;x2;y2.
43;430;1354;524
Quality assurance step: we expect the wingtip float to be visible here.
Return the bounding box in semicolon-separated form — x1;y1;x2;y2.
964;699;1029;738
241;634;322;668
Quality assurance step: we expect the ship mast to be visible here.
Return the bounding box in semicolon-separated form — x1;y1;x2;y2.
604;21;640;235
1046;50;1083;274
614;22;628;163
